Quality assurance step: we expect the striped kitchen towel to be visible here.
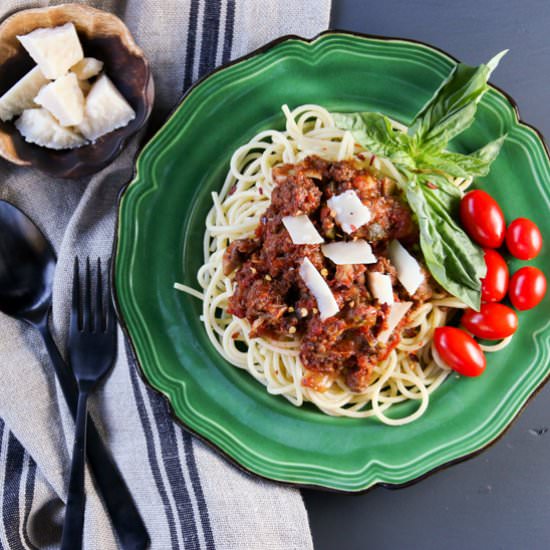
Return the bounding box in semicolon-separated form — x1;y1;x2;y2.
0;1;330;548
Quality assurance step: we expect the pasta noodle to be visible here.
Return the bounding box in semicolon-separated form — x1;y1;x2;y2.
176;104;508;426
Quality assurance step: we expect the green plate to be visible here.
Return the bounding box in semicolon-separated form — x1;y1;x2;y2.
114;31;550;492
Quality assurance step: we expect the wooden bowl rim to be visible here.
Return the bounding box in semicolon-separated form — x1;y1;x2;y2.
0;3;154;177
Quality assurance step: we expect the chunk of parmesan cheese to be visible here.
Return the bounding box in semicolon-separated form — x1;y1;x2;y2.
34;73;85;126
71;57;104;80
299;257;339;321
17;23;84;80
77;75;135;141
368;272;394;305
326;190;371;234
282;215;324;245
388;240;424;296
378;301;412;343
15;108;87;150
0;66;49;122
321;240;376;265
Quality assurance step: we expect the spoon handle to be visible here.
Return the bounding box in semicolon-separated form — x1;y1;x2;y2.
38;321;149;550
60;388;89;550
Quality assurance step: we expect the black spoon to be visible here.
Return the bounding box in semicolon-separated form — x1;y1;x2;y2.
0;200;149;550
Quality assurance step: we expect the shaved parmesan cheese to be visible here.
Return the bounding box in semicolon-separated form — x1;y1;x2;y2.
0;66;49;122
299;258;339;321
321;240;376;265
388;240;424;296
282;215;324;245
327;190;371;234
368;272;394;305
18;23;84;80
378;301;412;343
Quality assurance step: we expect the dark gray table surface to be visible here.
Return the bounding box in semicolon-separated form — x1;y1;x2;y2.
303;2;550;549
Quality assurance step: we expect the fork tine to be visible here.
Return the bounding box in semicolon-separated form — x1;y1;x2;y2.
84;257;93;332
71;257;81;333
105;258;116;334
95;258;103;333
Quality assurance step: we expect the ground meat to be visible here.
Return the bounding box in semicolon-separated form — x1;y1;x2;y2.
356;196;417;243
334;264;366;288
300;317;351;372
223;238;260;276
224;155;436;392
271;164;322;216
345;356;374;393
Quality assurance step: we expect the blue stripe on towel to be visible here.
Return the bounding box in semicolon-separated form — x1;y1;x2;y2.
22;457;37;550
222;0;236;63
184;435;216;550
184;0;200;90
3;431;26;550
128;356;180;549
147;389;201;549
199;0;222;77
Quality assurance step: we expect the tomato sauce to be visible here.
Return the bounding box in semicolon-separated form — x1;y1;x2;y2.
223;156;434;392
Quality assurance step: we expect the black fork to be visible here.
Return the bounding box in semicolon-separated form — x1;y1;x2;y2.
61;258;118;550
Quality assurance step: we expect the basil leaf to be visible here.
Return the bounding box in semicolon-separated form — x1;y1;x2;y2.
332;112;417;172
409;51;507;151
422;179;486;288
405;176;486;310
418;135;507;178
332;112;400;155
466;133;507;169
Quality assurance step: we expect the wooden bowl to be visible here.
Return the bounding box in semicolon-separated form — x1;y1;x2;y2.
0;3;154;179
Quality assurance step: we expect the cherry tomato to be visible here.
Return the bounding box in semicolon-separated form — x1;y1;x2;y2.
461;303;518;340
481;249;509;302
505;218;543;260
434;327;486;377
460;190;506;248
509;266;547;310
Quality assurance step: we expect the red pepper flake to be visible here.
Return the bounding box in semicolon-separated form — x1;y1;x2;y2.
258;187;264;195
232;332;239;339
228;185;237;195
357;153;366;161
350;224;357;232
369;154;376;166
426;181;438;189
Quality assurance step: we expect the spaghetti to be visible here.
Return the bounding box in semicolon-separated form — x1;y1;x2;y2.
176;104;505;425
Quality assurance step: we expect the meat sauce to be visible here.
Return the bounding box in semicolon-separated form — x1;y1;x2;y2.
223;156;435;392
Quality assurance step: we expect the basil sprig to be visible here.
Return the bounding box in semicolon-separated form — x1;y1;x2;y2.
332;52;508;310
